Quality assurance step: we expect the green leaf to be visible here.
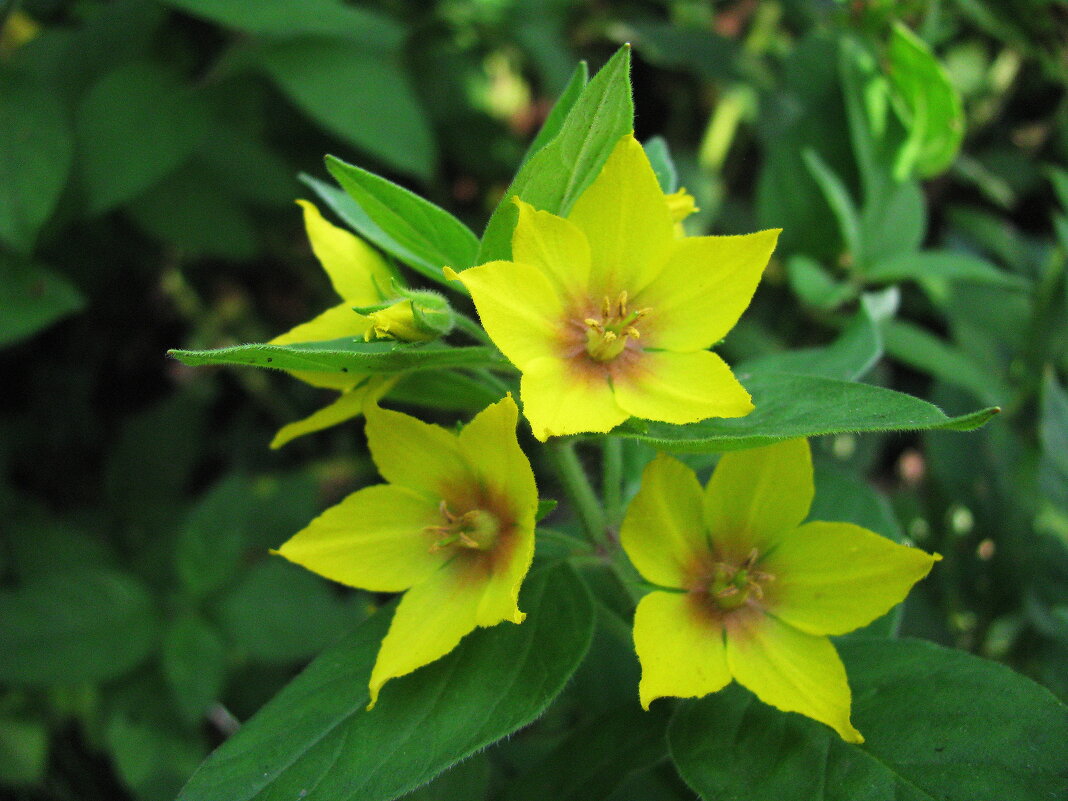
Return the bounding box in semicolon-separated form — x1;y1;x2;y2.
0;718;49;786
324;155;479;284
217;559;363;664
76;62;209;214
175;474;253;599
0;260;85;348
858;179;926;266
389;369;506;411
882;319;1007;405
504;706;670;801
1041;372;1068;510
169;339;505;375
613;372;998;453
478;46;633;263
643;136;679;193
886;22;965;180
251;38;434;179
0;69;73;252
161;0;403;46
865;250;1030;290
738;302;882;382
0;568;156;685
162;617;227;723
785;255;856;311
127;164;258;259
178;563;594;801
520;61;588;167
669;638;1068;801
803;148;862;265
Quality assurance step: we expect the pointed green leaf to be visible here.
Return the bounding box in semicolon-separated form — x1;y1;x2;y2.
865;250;1029;290
643;136;679;193
612;372;998;453
887;23;965;179
162;617;226;723
324;155;479;284
478;46;634;263
669;638;1068;801
520;61;588;167
177;563;594;801
169;339;505;375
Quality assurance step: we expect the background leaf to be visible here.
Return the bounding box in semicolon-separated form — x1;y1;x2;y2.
76;62;209;214
0;69;73;252
251;38;434;179
0;259;85;347
0;568;157;685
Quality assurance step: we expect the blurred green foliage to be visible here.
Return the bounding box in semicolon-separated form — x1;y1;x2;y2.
2;0;1067;799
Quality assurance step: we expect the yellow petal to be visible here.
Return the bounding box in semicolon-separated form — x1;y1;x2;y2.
762;521;941;636
274;484;448;592
368;548;530;707
633;591;730;710
621;454;709;588
703;438;813;560
519;356;628;441
270;377;393;449
448;260;564;368
364;402;469;497
612;350;753;425
726;613;863;743
637;229;780;351
297;200;393;305
567;134;674;297
511;199;591;302
457;395;539;516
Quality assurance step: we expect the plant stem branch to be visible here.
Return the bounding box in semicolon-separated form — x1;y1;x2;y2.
602;437;623;529
547;440;607;549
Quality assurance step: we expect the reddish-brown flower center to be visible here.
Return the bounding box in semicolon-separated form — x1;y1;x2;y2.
704;548;774;613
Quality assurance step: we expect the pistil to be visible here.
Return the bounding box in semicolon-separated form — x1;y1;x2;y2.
707;549;773;612
583;291;650;362
425;501;500;553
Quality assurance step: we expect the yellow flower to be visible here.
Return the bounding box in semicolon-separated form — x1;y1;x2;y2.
275;395;537;707
268;200;397;448
447;134;779;441
621;439;940;743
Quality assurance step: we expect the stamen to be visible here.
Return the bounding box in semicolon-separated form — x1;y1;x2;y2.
583;291;651;362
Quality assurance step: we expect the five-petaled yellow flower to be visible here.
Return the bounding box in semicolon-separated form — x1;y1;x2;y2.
447;134;780;441
621;438;940;742
275;395;537;707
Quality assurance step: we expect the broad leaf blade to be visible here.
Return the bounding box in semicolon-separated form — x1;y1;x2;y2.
0;70;73;253
865;250;1029;290
669;638;1068;801
612;372;998;452
168;339;505;375
177;562;594;801
325;155;479;284
520;61;588;167
478;45;633;263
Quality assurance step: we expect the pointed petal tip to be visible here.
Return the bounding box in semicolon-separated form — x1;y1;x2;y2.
443;266;461;281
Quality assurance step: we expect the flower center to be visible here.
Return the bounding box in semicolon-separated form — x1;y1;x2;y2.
583;291;650;362
425;501;500;553
707;549;773;612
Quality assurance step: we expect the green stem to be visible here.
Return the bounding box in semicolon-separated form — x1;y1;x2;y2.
453;312;491;345
602;437;623;530
547;440;608;549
